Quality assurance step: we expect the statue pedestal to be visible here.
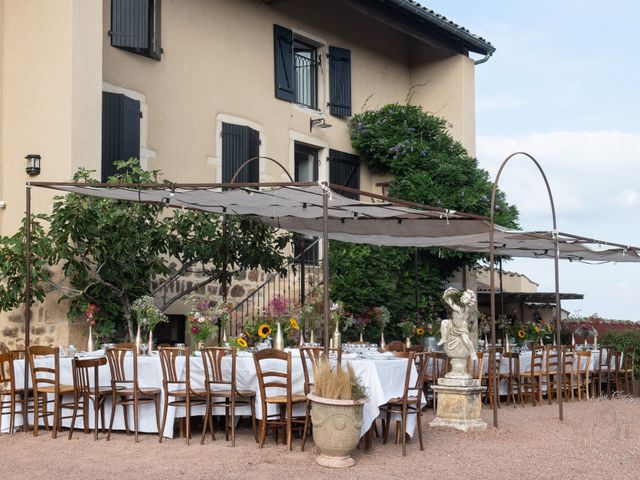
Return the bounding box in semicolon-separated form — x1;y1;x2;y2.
429;378;487;432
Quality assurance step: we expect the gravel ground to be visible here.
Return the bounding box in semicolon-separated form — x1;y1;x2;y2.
1;397;639;480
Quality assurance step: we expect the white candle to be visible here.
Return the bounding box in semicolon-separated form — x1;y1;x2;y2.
571;333;575;346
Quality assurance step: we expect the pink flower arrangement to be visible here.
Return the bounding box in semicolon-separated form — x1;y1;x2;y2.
83;304;100;327
266;296;291;318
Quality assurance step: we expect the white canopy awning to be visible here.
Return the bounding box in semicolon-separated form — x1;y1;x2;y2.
40;183;640;263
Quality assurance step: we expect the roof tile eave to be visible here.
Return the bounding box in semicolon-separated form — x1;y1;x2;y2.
392;0;495;56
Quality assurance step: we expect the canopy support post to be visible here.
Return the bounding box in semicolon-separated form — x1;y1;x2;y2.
490;152;564;428
23;183;32;431
322;183;330;352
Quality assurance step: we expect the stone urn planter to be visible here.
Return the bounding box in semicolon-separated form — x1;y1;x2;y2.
307;393;365;468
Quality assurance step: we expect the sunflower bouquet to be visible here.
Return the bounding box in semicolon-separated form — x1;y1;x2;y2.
228;335;249;351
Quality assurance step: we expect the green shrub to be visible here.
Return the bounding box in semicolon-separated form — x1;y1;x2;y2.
602;329;640;378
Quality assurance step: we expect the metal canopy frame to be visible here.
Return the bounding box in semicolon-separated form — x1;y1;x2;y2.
20;158;640;430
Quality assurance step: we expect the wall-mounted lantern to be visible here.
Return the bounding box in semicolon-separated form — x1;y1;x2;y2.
25;154;41;176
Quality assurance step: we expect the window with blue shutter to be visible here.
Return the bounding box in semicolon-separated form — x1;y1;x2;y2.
221;123;260;184
101;92;141;182
329;149;360;200
110;0;162;61
274;25;295;102
329;46;352;117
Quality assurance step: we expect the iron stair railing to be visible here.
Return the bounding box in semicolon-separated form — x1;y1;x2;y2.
230;238;322;335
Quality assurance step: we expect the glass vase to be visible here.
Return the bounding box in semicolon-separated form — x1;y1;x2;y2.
135;325;142;354
332;320;341;349
148;330;154;354
274;321;285;350
87;325;95;352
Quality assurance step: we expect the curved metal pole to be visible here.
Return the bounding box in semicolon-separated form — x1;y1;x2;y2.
229;156;294;184
489;152;563;428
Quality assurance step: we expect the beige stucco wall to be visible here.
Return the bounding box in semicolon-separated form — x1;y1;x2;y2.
409;50;477;156
0;0;102;350
102;0;476;191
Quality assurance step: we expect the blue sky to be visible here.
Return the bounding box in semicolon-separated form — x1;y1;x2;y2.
422;1;640;320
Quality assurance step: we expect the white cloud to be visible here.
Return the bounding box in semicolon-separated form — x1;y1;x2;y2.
476;131;640;321
476;130;640;231
614;189;639;208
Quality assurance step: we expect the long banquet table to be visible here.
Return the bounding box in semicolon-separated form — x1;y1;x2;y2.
2;350;420;439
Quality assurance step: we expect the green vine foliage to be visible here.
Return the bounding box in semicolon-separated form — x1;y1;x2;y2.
328;104;520;341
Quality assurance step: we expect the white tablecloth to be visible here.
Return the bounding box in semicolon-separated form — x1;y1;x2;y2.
2;351;419;438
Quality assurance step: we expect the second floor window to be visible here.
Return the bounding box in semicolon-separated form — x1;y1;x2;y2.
110;0;162;61
274;24;351;115
294;40;318;109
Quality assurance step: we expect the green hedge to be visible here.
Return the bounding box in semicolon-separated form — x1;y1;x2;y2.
601;329;640;378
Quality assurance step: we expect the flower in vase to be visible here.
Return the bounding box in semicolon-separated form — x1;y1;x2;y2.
236;337;248;348
415;327;426;337
289;318;299;330
517;329;526;339
258;323;272;339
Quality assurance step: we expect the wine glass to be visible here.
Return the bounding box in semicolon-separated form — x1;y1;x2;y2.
140;343;148;356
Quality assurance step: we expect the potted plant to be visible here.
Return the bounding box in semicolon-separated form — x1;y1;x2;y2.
307;359;367;468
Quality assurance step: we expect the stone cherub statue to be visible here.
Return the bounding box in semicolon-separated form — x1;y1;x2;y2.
438;287;478;380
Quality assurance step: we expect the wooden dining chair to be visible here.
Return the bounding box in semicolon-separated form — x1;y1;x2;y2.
253;349;309;450
467;351;485;382
617;349;636;396
106;345;161;442
575;350;592;400
28;345;75;438
560;347;575;401
591;346;608;398
519;348;543;406
158;346;206;444
543;348;560;404
604;349;621;396
200;346;257;446
380;351;429;456
69;356;112;440
429;351;449;413
0;351;33;435
499;352;521;406
485;348;502;408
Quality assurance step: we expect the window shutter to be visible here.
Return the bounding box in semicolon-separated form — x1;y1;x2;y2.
329;149;360;200
221;123;260;184
274;25;295;102
101;92;141;182
329;46;352;117
110;0;161;60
